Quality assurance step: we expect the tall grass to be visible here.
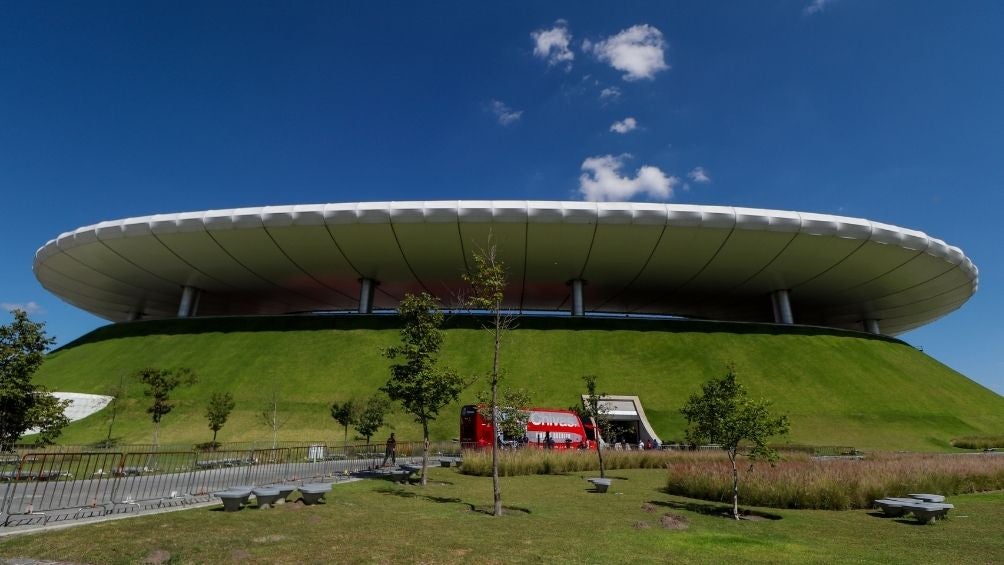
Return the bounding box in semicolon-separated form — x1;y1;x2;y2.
666;452;1004;510
459;448;724;476
951;435;1004;450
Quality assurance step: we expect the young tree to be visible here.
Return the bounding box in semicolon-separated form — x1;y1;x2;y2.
0;309;64;451
330;398;360;446
382;292;467;486
581;375;611;478
103;375;127;448
475;387;531;445
133;367;197;447
354;395;391;444
205;391;236;445
261;385;290;449
462;236;517;516
680;366;790;520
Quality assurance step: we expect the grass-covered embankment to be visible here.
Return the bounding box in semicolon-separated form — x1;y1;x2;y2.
31;315;1004;450
0;468;1002;563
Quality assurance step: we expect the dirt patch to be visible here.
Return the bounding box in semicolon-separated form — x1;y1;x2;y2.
660;513;689;530
252;534;286;544
633;521;651;529
450;548;473;557
307;514;322;525
231;549;252;561
641;503;656;513
281;500;306;511
142;549;172;564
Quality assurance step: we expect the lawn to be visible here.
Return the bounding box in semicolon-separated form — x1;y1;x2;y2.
29;315;1004;451
0;468;1001;564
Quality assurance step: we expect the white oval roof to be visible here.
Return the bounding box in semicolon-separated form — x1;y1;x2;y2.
33;201;978;336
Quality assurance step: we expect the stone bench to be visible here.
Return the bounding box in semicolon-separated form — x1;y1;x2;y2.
214;488;252;512
587;478;613;493
873;495;953;522
252;487;282;509
274;484;299;504
299;483;331;505
439;457;461;468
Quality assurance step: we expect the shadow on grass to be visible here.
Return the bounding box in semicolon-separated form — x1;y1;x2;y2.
376;487;531;515
53;314;902;353
648;499;783;521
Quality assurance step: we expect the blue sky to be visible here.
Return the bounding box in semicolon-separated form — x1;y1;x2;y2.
2;1;1002;394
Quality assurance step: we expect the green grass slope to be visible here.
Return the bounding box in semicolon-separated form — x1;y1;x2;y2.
30;315;1004;451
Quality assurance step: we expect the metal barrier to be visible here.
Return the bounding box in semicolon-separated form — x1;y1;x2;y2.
2;452;121;526
0;440;460;529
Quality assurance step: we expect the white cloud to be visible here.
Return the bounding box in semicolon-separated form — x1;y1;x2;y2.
531;20;574;69
804;0;832;15
688;166;711;184
490;100;523;126
579;154;678;201
2;301;43;315
599;86;621;101
610;117;638;134
588;24;668;81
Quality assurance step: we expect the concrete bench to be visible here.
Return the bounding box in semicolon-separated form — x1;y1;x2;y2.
439;457;461;468
910;502;954;524
214;488;252;512
908;493;945;503
874;496;953;523
298;483;331;505
252;487;282;509
274;484;298;504
587;478;613;493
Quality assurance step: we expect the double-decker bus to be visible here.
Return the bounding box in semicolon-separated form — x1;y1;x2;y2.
460;404;596;450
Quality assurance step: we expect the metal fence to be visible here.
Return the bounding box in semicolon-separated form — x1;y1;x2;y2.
0;440;456;529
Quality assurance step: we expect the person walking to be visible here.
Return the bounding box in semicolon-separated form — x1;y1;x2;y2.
382;432;397;466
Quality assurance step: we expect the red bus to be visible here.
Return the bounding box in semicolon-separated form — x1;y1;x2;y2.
460;404;596;450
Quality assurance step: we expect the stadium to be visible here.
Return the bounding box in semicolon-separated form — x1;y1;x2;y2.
33;201;979;335
28;201;1002;450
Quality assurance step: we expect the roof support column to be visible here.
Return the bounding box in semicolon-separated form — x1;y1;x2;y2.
770;289;793;325
358;278;377;314
177;286;200;318
863;319;881;335
570;279;585;317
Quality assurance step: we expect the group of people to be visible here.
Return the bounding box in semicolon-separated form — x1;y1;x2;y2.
611;438;661;451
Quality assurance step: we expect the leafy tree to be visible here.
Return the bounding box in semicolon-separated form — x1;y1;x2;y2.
581;375;611;478
330;398;360;446
26;391;71;446
205;391;236;445
133;367;197;447
680;366;790;520
463;236;517;516
354;395;391;444
382;292;467;486
0;309;64;451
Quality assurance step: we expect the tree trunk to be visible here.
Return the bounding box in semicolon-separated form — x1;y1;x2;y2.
596;432;606;479
343;425;349;447
421;421;429;486
212;428;218;444
730;449;740;520
491;313;503;516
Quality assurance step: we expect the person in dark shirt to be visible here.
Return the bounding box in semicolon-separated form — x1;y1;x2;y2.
382;433;397;466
